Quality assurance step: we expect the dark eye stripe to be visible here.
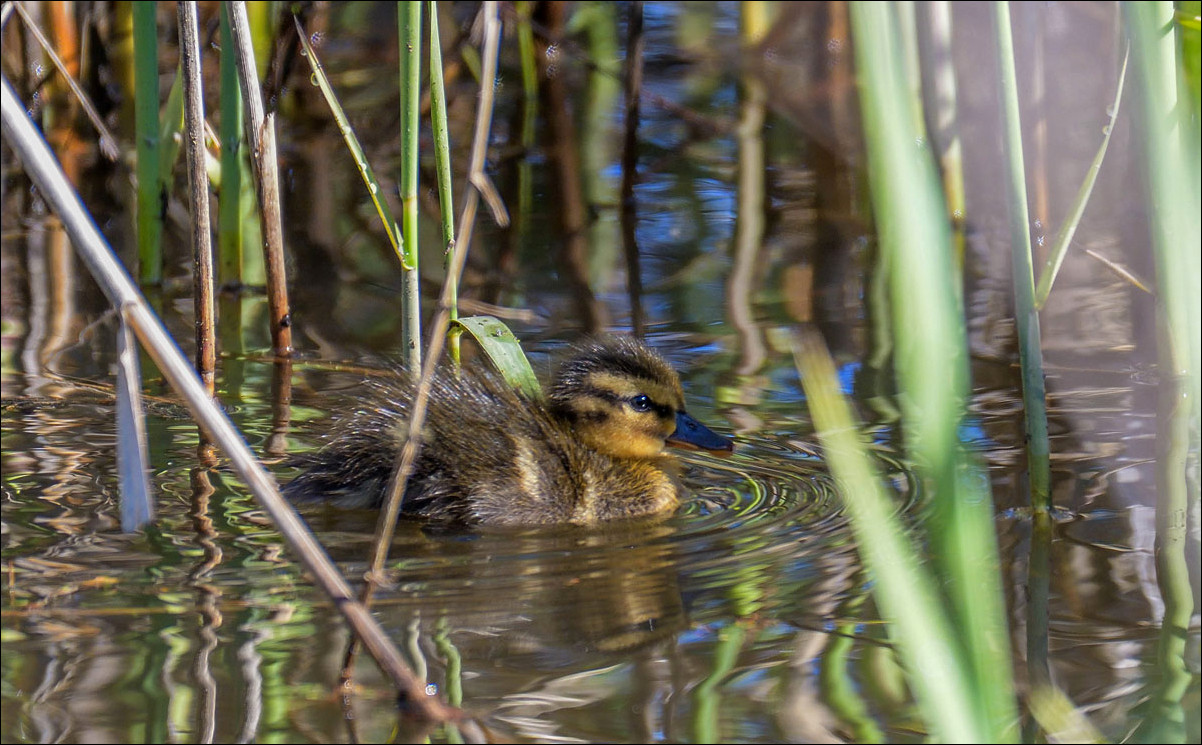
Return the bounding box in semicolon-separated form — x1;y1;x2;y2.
576;387;673;418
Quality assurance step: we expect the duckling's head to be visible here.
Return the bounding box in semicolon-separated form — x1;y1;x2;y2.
549;336;734;460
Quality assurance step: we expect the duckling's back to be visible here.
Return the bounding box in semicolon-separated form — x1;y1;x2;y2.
284;364;683;525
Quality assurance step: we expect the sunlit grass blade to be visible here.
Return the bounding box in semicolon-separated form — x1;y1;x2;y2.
116;313;154;532
849;3;1019;739
792;328;984;743
1034;47;1129;310
451;316;541;398
292;15;403;261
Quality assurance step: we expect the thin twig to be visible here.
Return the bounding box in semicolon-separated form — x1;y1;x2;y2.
11;0;119;160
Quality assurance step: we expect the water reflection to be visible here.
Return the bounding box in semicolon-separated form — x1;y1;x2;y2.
3;1;1199;742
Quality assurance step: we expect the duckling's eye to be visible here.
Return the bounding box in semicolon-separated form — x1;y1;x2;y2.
629;395;653;413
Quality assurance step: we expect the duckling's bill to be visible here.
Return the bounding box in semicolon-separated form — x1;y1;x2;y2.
667;411;734;453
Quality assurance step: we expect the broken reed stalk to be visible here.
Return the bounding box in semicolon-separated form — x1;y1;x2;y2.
177;1;217;395
225;0;292;355
1;73;454;725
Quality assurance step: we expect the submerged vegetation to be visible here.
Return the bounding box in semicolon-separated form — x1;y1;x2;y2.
2;2;1199;742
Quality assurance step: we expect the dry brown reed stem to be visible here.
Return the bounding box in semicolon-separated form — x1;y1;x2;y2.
619;1;646;339
177;2;217;395
225;0;292;355
1;74;455;725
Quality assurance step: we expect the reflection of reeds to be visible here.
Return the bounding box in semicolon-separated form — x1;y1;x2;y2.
620;1;646;338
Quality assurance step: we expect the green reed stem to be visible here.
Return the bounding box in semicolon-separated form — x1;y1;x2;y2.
399;1;422;370
132;2;161;285
894;1;924;134
1125;4;1202;740
427;1;459;363
246;0;273;81
993;2;1052;515
850;3;1019;740
218;4;244;288
1124;1;1202;458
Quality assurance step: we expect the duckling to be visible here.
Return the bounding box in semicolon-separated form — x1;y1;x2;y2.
284;335;733;526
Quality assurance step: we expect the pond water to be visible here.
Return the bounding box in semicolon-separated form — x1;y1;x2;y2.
2;2;1198;743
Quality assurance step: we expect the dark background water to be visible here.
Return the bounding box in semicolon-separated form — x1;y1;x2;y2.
2;2;1198;742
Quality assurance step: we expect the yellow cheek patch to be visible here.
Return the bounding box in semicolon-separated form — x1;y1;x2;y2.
579;414;670;459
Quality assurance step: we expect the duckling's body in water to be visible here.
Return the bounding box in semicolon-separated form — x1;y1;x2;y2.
284;335;733;526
